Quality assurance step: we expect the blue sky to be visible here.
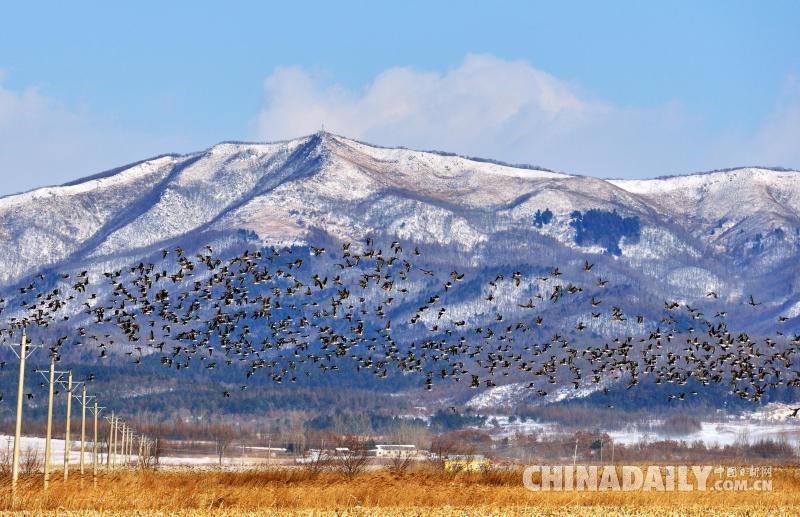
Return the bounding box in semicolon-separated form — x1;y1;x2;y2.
0;1;798;194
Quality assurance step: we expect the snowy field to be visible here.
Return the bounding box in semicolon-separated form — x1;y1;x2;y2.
0;434;278;468
3;403;799;470
483;403;800;447
0;434;92;465
606;420;800;447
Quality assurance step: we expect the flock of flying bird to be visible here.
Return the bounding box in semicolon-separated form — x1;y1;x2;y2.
0;238;798;413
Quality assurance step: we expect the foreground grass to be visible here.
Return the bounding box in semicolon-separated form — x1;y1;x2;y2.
1;466;799;515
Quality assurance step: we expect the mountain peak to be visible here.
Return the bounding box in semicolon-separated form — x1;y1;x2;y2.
0;133;797;339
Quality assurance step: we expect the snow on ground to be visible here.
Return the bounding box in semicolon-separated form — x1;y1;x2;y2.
156;455;268;467
0;434;267;467
745;402;800;422
0;156;180;209
476;402;800;447
466;383;528;410
477;417;800;448
466;381;606;410
481;416;558;438
606;420;800;447
544;384;606;404
0;434;93;465
334;134;569;182
784;300;800;319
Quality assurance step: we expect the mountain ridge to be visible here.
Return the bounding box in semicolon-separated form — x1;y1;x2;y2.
7;131;797;202
0;132;797;335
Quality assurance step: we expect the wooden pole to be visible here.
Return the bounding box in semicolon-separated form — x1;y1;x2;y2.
105;413;111;468
11;329;27;494
123;423;127;467
112;416;118;470
120;422;126;468
64;370;72;481
572;438;578;471
108;412;114;470
92;401;98;482
80;386;86;478
43;358;55;490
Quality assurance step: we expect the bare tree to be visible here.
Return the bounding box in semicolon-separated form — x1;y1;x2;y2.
0;445;11;476
20;447;43;476
210;423;237;465
137;437;156;470
427;436;456;471
150;435;165;468
335;436;370;479
388;454;413;475
301;449;330;477
135;422;165;467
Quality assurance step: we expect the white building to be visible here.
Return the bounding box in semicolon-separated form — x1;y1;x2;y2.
371;444;419;458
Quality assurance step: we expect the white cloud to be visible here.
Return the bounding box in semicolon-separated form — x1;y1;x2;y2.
0;74;189;196
746;79;800;168
256;54;799;178
2;57;795;194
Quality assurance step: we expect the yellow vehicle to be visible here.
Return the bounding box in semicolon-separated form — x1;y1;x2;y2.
444;455;489;472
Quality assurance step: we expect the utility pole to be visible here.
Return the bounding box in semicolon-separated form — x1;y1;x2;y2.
109;415;114;470
10;330;26;495
120;422;127;467
119;422;124;467
129;429;134;465
63;370;73;481
92;397;105;483
91;403;104;483
43;360;55;489
106;412;114;469
111;415;125;470
113;417;119;470
7;329;42;494
76;387;94;478
79;387;87;477
106;413;111;468
36;358;67;490
572;438;578;471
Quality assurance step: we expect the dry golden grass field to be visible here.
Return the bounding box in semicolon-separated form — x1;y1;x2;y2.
1;466;799;516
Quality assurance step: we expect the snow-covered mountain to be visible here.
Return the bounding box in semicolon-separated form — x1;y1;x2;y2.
1;132;798;332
